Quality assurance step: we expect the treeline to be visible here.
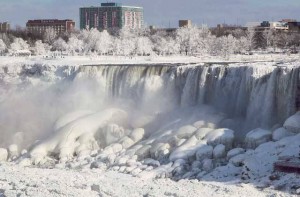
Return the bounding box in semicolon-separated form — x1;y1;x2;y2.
0;26;300;57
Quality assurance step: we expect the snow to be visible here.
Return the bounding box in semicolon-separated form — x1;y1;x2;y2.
272;127;294;141
0;148;8;161
0;58;300;196
245;128;272;149
283;111;300;133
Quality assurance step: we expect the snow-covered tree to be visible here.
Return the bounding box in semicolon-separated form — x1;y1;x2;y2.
10;38;29;52
52;38;68;52
43;28;57;44
95;30;112;55
135;36;153;55
33;40;48;55
176;26;197;55
245;28;256;51
0;39;7;55
67;35;83;55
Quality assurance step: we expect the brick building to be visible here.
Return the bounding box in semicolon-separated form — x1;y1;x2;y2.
0;22;10;32
26;19;75;36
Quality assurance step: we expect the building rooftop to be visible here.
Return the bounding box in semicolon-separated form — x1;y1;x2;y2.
101;3;122;7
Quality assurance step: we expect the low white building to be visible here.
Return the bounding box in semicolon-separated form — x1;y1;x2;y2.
270;22;289;30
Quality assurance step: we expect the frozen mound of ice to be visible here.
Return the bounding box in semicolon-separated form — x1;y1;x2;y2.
245;128;272;149
272;127;294;141
0;148;8;161
204;128;235;150
29;108;128;164
53;110;94;131
283;111;300;133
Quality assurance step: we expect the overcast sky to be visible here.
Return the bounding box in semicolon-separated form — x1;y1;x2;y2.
0;0;299;29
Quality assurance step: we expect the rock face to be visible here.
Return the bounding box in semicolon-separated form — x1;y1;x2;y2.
245;128;272;149
283;111;300;133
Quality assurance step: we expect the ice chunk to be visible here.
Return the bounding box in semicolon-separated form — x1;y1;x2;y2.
227;148;245;160
29;108;128;163
129;128;145;142
174;125;197;139
204;128;235;150
245;128;272;149
283;111;300;133
169;135;204;161
54;110;94;131
194;128;214;140
195;145;213;161
272;127;293;141
8;144;19;159
0;148;8;161
202;159;214;172
213;144;226;159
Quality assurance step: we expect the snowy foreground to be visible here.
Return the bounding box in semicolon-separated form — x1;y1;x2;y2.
0;162;296;197
0;57;300;196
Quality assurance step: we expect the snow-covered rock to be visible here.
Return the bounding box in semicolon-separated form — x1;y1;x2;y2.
0;148;8;161
213;144;226;159
8;144;19;159
204;128;235;150
174;125;197;139
195;145;213;161
169;135;204;161
129;128;145;142
226;148;245;160
29;108;128;163
272;127;294;141
245;128;272;149
283;111;300;133
194;128;214;140
229;154;246;167
202;159;214;172
193;121;215;129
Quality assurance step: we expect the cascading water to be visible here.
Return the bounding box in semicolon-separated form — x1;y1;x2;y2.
1;63;299;148
77;63;299;132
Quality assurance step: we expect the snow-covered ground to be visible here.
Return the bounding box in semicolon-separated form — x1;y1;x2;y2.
0;162;296;197
0;57;300;197
0;53;299;66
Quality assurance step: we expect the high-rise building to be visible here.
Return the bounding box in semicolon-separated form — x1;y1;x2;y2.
80;3;144;30
0;22;10;32
26;19;75;36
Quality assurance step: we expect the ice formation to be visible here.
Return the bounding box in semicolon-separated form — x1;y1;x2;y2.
0;61;299;194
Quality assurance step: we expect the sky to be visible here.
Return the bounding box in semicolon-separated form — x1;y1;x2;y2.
0;0;299;29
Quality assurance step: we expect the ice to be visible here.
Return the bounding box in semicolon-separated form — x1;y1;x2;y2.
226;148;245;160
213;144;226;159
272;127;294;141
195;145;213;161
0;148;8;161
53;110;94;131
283;111;300;133
0;59;300;196
204;128;235;150
245;128;272;149
29;108;128;164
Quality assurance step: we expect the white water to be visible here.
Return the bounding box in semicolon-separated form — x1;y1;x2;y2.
0;63;299;149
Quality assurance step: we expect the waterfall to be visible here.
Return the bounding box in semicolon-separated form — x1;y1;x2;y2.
0;62;299;148
78;63;299;131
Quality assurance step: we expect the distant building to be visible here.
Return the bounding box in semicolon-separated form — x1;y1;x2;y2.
245;22;261;28
270;22;288;30
179;20;192;28
26;19;75;36
0;22;10;32
80;2;144;30
287;21;300;32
